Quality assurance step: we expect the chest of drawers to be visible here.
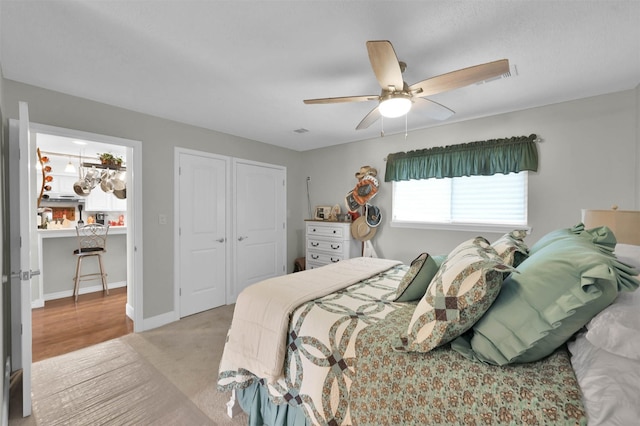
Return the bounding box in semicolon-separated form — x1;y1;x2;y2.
305;220;361;269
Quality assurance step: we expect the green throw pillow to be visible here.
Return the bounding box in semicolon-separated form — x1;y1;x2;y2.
452;228;634;365
394;253;440;302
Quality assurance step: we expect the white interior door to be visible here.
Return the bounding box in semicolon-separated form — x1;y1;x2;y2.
233;160;286;300
9;102;35;417
178;151;228;317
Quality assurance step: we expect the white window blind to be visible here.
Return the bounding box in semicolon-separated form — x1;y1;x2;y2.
392;172;528;231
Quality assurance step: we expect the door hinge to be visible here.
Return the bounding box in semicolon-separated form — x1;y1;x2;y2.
179;288;182;296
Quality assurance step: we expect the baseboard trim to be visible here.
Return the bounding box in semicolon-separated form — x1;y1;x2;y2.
43;281;127;302
126;302;134;321
2;357;10;426
142;311;177;332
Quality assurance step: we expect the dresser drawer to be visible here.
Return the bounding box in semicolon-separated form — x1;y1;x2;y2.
306;252;344;266
306;238;345;255
306;261;325;270
306;222;345;239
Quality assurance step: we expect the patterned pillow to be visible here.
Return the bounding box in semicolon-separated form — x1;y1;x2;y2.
394;237;513;353
394;253;440;302
491;230;529;267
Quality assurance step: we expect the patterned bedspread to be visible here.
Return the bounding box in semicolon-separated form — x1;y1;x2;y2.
351;306;588;425
219;263;587;425
218;264;408;425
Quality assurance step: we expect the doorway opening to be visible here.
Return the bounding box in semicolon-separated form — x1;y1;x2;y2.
30;124;141;362
30;123;143;359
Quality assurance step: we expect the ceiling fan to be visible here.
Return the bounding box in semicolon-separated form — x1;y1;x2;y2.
304;40;509;130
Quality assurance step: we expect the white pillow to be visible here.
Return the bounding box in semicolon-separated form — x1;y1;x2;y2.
585;289;640;360
569;332;640;426
615;243;640;269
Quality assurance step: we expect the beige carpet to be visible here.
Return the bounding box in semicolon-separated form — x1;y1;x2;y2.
10;304;248;425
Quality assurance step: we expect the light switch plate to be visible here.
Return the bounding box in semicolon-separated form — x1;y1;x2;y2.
158;214;167;225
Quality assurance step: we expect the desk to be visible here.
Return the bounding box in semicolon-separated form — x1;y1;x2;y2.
37;227;127;301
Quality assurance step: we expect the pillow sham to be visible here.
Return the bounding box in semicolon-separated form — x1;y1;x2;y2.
491;229;529;267
528;223;583;255
452;227;638;365
394;253;440;302
394;237;512;353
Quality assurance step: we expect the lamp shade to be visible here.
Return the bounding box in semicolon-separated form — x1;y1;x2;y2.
582;208;640;245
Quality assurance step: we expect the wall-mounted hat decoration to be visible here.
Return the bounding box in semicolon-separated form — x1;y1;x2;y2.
348;166;382;243
352;175;379;205
345;190;360;213
365;204;381;228
355;166;378;180
351;216;377;241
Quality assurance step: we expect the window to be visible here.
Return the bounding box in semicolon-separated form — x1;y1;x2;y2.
391;172;529;232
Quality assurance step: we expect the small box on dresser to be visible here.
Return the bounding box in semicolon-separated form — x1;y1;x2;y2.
305;220;361;270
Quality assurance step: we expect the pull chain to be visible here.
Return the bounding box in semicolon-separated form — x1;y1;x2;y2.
405;114;408;140
380;116;385;138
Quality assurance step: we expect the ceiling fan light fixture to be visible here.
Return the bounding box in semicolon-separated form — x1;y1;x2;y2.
379;94;412;118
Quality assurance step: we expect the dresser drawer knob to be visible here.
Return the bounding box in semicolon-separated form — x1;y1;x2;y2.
311;254;319;260
331;244;340;250
311;242;319;247
331;258;340;263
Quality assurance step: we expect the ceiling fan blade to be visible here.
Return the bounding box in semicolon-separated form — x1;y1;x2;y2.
409;59;510;97
356;106;381;130
304;95;378;104
412;97;455;121
366;40;404;91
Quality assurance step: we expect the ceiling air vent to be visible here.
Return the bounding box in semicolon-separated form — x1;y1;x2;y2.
475;64;518;85
293;128;309;134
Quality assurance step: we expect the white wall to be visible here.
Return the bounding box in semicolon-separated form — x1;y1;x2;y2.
301;89;640;264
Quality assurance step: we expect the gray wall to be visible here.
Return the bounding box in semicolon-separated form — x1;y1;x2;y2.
301;88;640;264
0;57;7;423
41;234;127;295
3;78;639;321
3;79;307;319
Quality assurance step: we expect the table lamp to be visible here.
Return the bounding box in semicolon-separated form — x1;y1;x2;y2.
581;206;640;245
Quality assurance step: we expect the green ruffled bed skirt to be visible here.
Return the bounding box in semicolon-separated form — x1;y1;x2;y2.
237;381;311;426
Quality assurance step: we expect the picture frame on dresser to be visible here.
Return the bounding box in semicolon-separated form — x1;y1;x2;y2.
313;206;332;221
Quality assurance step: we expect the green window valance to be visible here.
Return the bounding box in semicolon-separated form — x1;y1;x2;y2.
384;134;538;182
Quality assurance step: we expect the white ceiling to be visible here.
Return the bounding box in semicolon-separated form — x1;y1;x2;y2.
1;1;639;152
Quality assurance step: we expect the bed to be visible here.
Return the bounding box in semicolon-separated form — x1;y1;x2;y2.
218;225;640;425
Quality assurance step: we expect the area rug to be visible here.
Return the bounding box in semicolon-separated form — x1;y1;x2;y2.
31;338;213;425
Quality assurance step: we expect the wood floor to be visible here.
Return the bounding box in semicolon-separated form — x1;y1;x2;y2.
32;287;133;362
